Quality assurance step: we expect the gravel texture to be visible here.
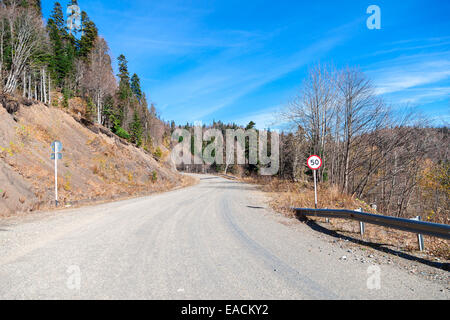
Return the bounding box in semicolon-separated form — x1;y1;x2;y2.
0;175;448;299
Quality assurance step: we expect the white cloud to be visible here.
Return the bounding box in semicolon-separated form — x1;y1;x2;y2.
368;54;450;104
154;33;345;122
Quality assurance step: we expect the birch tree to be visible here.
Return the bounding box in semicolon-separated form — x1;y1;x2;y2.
83;37;116;124
283;64;337;182
1;2;45;94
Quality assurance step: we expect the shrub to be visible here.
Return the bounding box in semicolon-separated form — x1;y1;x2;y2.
63;172;72;191
62;88;71;108
152;170;158;183
153;147;162;160
115;126;130;140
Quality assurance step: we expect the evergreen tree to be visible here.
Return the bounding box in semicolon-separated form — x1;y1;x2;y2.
246;121;256;130
78;11;98;59
47;1;77;89
130;73;142;102
130;110;143;147
117;54;131;100
48;2;65;35
47;2;66;87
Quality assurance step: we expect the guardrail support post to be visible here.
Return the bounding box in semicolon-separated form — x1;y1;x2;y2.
416;216;424;252
356;208;365;237
360;222;365;237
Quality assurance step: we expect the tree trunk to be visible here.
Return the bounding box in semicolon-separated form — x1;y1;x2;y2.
23;70;26;97
48;73;51;105
28;74;31;99
42;68;47;104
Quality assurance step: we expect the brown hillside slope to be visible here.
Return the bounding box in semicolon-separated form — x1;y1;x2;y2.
0;100;192;216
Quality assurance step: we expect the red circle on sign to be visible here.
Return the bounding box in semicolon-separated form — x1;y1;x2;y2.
307;155;322;170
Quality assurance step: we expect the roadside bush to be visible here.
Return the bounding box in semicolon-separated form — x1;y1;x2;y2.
153;147;162;160
115;126;130;140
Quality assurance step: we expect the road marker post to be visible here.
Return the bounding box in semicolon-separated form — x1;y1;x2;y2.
51;141;63;207
307;155;322;210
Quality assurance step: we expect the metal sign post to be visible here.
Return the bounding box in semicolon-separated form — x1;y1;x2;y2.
51;141;63;207
307;155;322;209
313;170;317;208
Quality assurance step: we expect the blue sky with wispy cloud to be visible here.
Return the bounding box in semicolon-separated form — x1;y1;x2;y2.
42;0;450;128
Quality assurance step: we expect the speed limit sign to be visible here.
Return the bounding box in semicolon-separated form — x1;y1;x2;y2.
307;155;322;171
307;155;322;209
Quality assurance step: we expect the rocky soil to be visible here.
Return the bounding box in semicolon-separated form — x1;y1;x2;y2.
0;95;191;216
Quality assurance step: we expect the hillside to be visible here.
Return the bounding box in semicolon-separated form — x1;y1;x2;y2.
0;96;193;216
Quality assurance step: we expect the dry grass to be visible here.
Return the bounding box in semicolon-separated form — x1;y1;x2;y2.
242;176;367;214
244;176;449;261
0;101;198;218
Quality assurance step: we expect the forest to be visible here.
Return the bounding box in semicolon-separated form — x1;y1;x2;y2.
178;65;449;224
0;0;171;155
277;65;449;223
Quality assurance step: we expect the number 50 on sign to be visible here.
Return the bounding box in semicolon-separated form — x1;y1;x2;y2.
307;155;322;171
307;155;322;209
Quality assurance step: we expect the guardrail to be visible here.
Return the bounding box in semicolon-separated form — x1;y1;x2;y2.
293;208;450;243
219;173;238;180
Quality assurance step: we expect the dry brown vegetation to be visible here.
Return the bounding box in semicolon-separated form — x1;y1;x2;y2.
244;176;449;260
0;99;195;217
279;65;449;226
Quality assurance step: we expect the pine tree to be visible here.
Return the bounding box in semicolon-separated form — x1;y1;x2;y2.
246;121;256;130
48;2;65;34
130;73;142;102
117;54;131;100
130;110;143;147
78;11;98;59
47;3;64;86
47;2;76;88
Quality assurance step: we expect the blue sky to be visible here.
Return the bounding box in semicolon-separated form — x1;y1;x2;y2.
42;0;450;129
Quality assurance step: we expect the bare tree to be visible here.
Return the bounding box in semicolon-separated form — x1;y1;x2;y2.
82;37;116;124
1;2;45;94
335;67;389;193
283;64;337;182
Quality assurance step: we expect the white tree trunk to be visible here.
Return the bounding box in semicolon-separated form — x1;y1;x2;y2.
42;68;47;104
28;74;31;99
22;70;26;97
48;73;51;105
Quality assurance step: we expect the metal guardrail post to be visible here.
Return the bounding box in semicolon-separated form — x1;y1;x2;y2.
418;233;424;252
356;208;365;237
292;208;450;240
411;216;425;252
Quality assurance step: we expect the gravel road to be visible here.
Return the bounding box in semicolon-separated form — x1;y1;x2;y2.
0;175;448;299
